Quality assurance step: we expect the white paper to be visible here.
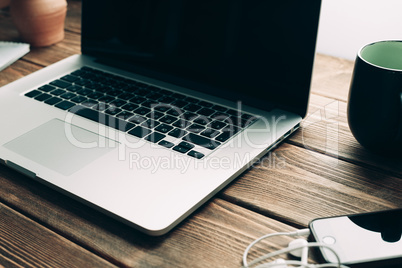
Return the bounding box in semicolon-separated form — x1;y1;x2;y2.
0;41;30;72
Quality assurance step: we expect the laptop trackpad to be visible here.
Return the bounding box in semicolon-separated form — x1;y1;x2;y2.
4;119;117;176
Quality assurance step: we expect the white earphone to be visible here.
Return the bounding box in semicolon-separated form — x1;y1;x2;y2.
242;229;350;268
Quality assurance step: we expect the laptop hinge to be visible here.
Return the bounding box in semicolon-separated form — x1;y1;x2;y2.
4;160;36;179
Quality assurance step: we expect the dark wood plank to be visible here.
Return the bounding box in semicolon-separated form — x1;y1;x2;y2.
221;142;402;228
289;94;402;176
0;165;299;267
311;53;355;102
0;202;117;268
0;8;19;42
65;0;82;34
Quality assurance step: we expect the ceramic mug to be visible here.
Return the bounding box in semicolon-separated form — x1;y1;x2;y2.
347;40;402;155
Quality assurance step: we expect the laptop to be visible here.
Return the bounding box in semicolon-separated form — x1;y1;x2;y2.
0;0;321;235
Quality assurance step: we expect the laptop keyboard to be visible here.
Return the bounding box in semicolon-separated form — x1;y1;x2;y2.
24;67;258;159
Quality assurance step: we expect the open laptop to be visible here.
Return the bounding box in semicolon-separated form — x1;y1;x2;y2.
0;0;321;235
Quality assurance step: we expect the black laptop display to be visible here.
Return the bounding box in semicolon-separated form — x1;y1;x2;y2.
82;0;321;116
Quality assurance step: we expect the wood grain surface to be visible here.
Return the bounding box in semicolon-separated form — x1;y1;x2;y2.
0;1;401;267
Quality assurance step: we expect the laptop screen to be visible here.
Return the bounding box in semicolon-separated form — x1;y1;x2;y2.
82;0;321;117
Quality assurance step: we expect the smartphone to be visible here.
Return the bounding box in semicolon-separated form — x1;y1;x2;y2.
309;209;402;268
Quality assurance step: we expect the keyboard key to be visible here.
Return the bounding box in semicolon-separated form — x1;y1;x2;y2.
211;112;229;121
166;108;182;116
55;100;76;110
198;107;215;116
226;116;240;125
128;126;152;138
193;116;210;125
121;103;139;111
141;119;160;129
211;105;227;112
198;101;214;108
61;74;79;82
215;127;241;142
130;96;146;104
172;119;190;128
182;112;197;121
222;125;241;135
153;104;170;112
159;115;176;124
98;95;115;103
184;104;201;112
141;100;156;108
168;128;187;138
107;89;123;97
69;105;107;124
105;107;122;115
50;89;67;96
80;101;97;108
242;117;258;127
25;90;42;98
86;92;104;100
35;93;52;101
158;96;175;104
77;88;95;96
173;145;191;154
145;132;166;143
183;133;221;150
226;108;241;116
187;123;205;134
215;132;232;142
118;92;134;101
159;140;175;148
116;111;134;120
66;85;82;93
171;100;188;108
146;92;163;101
155;124;173;133
133;107;151;116
241;113;254;120
38;85;56;92
93;102;110;111
60;92;76;100
188;150;205;159
128;114;147;124
110;99;127;107
200;128;219;138
178;141;194;150
209;120;227;130
146;111;164;120
50;79;71;89
44;96;62;105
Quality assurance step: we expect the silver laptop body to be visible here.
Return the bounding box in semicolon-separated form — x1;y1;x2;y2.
0;0;321;235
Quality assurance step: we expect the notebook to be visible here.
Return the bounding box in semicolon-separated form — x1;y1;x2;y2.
0;0;322;235
0;41;29;72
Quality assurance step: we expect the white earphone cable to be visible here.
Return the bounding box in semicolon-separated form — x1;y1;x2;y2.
242;229;350;268
242;229;310;267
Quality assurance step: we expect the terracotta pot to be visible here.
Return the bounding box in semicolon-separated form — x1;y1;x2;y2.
10;0;67;47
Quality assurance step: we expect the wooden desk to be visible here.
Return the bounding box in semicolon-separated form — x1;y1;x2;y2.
0;1;401;267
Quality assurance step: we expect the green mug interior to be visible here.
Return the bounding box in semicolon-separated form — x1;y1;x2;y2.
360;41;402;70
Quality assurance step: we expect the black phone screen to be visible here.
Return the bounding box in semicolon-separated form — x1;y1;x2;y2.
309;209;402;266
